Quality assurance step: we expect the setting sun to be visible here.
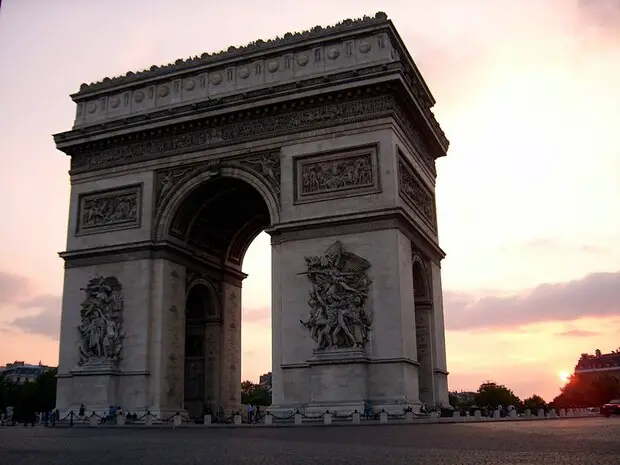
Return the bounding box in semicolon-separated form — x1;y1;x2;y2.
559;371;571;383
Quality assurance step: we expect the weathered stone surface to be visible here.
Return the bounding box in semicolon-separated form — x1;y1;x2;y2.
54;14;451;419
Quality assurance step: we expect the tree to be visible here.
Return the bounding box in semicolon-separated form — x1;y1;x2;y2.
523;394;547;412
553;373;620;408
241;380;271;406
474;381;521;409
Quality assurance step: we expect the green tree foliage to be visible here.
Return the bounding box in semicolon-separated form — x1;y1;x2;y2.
522;394;547;412
474;381;521;409
241;380;271;406
552;373;620;408
0;368;57;421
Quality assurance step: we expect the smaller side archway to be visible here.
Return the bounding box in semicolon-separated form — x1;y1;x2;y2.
412;254;435;408
183;280;220;419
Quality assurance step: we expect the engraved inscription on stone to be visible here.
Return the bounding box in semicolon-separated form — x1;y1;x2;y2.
77;184;141;233
397;157;436;229
295;146;379;203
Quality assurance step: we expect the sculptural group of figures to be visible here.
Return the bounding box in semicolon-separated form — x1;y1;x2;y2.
78;276;124;365
302;156;372;194
300;242;373;350
82;194;137;228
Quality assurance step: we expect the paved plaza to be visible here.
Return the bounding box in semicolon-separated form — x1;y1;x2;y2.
1;417;619;464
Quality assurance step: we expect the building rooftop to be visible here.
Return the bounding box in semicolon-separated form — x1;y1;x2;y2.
76;12;390;96
575;349;620;373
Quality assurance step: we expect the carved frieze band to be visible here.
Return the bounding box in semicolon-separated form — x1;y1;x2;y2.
398;156;436;230
76;184;141;235
295;145;379;203
70;93;434;176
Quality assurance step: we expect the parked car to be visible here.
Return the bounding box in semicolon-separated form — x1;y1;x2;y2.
601;399;620;417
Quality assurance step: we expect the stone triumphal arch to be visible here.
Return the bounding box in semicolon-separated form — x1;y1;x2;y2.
54;13;450;417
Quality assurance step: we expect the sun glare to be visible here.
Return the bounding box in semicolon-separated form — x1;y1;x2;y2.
559;371;570;383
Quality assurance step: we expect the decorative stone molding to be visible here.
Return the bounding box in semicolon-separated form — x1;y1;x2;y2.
152;152;280;241
68;91;436;177
76;13;390;95
397;155;436;230
76;184;141;235
300;241;373;351
295;145;380;203
77;276;125;367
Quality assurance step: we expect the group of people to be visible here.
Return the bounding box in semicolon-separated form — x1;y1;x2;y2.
246;404;262;423
0;407;61;427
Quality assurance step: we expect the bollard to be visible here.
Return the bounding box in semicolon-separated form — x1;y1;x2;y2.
405;411;414;422
429;411;439;422
233;414;242;425
116;414;125;426
524;409;531;418
537;408;545;418
452;410;460;421
509;410;517;419
173;413;182;427
474;410;482;420
379;410;388;424
352;411;360;424
294;413;302;425
203;414;211;425
493;410;501;420
323;411;332;425
264;414;273;425
89;414;98;427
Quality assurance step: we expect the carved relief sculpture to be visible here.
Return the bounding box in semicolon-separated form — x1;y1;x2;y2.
77;276;125;366
300;241;373;350
243;152;281;195
78;185;140;233
301;154;373;195
398;158;436;229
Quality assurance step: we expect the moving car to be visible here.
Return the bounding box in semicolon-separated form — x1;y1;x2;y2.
601;399;620;417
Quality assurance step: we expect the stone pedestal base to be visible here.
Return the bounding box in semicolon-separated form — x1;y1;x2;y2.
306;348;369;415
60;364;121;416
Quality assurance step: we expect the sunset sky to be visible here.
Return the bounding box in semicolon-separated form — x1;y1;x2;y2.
0;0;619;402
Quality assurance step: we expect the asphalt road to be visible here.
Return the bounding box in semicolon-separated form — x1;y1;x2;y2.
1;417;619;465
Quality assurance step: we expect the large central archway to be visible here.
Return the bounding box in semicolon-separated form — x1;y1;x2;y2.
162;172;274;417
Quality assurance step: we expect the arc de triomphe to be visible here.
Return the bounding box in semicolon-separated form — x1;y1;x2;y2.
53;12;450;417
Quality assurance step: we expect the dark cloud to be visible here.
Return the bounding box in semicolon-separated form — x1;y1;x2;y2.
0;271;31;303
445;271;620;331
556;329;598;337
9;294;61;340
243;307;270;324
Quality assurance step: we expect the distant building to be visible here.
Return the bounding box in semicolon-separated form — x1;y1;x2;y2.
0;361;52;384
259;372;272;392
449;390;477;406
575;349;620;378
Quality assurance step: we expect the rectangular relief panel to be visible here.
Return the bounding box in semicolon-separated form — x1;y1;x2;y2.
294;144;380;204
76;184;142;235
397;153;436;231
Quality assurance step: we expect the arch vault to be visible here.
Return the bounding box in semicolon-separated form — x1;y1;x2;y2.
54;12;451;417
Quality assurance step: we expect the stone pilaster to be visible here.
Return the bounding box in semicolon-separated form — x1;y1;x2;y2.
429;261;449;405
219;281;242;412
148;259;187;416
